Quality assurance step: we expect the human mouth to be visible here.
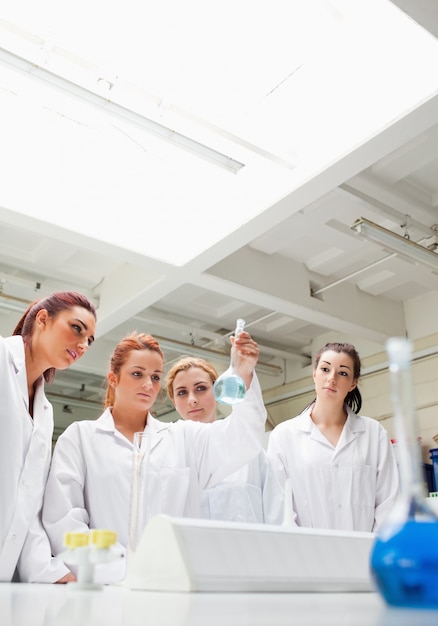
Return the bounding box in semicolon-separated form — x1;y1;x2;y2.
67;349;78;362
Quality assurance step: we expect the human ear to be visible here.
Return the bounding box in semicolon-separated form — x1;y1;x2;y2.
107;372;117;388
35;309;49;327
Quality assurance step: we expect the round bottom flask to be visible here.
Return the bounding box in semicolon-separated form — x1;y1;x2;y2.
370;337;438;609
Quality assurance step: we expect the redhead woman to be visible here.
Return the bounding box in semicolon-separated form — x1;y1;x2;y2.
43;331;266;584
0;291;96;582
264;342;399;532
166;355;267;523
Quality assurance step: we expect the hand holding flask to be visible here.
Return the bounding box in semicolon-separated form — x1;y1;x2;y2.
213;319;247;405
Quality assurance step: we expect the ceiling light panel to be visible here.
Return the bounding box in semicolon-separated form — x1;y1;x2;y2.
351;217;438;272
1;2;438;268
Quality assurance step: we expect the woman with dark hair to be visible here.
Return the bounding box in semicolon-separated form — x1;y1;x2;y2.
0;291;97;582
264;342;399;532
43;330;266;584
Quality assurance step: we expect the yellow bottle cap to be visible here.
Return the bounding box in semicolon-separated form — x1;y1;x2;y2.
90;529;117;549
64;532;90;549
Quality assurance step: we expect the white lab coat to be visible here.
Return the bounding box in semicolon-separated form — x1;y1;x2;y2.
263;406;399;532
0;335;70;582
42;374;266;583
201;450;267;522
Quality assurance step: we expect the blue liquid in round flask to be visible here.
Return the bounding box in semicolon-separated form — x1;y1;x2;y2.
370;337;438;609
214;319;246;405
371;519;438;608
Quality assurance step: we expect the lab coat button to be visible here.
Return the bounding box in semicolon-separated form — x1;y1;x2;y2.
11;534;16;540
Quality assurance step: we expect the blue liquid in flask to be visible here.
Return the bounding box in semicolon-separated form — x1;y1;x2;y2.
213;318;247;405
214;374;246;405
370;337;438;609
371;519;438;609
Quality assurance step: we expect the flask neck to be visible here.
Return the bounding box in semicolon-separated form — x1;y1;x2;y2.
229;319;245;372
390;362;426;507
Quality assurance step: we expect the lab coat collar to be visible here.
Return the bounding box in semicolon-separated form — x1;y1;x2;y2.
6;336;28;412
4;335;51;420
5;335;26;373
31;378;51;427
344;407;367;433
334;408;366;453
297;405;366;451
296;406;365;431
95;408;170;451
144;414;172;451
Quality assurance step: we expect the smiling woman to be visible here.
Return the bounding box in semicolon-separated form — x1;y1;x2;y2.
0;291;97;584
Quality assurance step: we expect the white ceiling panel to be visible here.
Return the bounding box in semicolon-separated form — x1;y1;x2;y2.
0;0;438;429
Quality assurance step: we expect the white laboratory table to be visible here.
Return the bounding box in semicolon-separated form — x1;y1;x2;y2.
1;584;438;626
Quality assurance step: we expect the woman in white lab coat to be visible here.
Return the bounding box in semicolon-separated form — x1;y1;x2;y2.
0;291;97;583
264;342;399;532
166;355;267;523
43;331;266;584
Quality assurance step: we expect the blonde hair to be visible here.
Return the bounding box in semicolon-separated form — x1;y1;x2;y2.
165;356;218;402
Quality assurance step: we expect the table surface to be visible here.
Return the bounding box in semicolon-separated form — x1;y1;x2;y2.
1;583;438;626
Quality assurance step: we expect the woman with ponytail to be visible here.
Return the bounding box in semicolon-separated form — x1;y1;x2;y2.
264;342;399;532
0;291;96;583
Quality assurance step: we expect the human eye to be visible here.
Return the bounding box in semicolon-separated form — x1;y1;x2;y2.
71;322;94;346
339;371;348;377
196;384;208;392
176;389;187;397
132;370;143;378
320;366;329;372
152;374;161;382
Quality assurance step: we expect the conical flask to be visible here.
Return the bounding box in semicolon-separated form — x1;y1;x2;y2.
370;337;438;609
213;319;247;405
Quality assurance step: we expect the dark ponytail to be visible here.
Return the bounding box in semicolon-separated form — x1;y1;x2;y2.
303;342;362;414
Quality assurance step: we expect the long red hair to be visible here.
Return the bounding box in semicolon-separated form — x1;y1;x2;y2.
104;332;164;409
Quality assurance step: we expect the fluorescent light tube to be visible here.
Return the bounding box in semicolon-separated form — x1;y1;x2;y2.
351;217;438;271
0;45;245;174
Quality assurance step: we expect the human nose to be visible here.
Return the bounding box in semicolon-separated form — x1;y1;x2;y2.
188;391;198;405
77;338;90;354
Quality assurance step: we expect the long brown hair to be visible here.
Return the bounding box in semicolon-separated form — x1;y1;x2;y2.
308;342;362;414
13;291;97;383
